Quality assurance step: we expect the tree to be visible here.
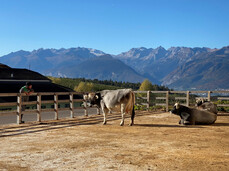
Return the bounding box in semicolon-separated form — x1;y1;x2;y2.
74;82;95;92
139;79;154;91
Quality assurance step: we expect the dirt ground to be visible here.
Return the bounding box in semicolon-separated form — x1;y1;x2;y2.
0;111;229;171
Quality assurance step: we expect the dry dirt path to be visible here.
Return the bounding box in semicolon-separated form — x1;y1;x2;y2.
0;111;229;171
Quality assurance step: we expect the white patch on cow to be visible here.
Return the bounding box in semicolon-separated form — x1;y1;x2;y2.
83;95;88;101
175;103;180;109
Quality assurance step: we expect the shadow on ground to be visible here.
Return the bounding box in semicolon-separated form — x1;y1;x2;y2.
0;111;155;137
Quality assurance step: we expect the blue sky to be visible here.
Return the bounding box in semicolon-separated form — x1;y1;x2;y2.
0;0;229;56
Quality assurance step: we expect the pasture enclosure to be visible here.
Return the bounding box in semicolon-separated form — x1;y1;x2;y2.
0;90;229;125
0;112;229;170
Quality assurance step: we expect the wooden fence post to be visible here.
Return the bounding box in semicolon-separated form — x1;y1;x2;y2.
186;91;190;107
166;91;169;112
54;94;58;120
208;91;211;101
17;93;22;124
37;93;41;122
147;91;150;111
70;93;74;118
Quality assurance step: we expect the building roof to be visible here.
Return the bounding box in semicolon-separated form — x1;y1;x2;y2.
0;81;73;93
0;65;74;93
0;63;10;68
0;68;50;81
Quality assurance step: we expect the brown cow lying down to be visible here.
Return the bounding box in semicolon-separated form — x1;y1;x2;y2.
171;103;217;125
196;98;218;114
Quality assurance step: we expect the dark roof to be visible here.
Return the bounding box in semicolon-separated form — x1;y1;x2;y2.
0;81;76;103
0;81;73;93
0;66;78;103
0;66;74;101
0;68;50;81
0;63;11;68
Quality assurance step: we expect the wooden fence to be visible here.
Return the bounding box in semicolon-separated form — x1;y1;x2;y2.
0;92;99;124
0;90;229;124
134;90;229;112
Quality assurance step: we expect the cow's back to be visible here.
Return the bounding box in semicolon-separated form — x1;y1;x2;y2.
198;102;218;114
102;89;132;108
192;108;217;124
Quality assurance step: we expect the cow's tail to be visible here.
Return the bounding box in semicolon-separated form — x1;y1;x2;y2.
126;91;135;126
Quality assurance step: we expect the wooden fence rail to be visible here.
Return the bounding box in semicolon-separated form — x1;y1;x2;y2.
0;92;96;124
134;90;229;112
0;90;229;124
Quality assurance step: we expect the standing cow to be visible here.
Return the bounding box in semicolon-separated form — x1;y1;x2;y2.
171;103;217;125
84;89;135;126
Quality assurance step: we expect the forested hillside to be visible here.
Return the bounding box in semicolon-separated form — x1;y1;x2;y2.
48;77;170;92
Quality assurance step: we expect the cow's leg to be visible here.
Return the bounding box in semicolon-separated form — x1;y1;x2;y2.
101;101;108;125
181;112;191;125
179;119;184;125
102;107;109;125
103;109;108;125
129;107;135;126
120;103;126;126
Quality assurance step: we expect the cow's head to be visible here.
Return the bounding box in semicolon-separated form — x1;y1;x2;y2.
170;103;181;116
171;103;190;116
83;92;101;107
195;98;206;106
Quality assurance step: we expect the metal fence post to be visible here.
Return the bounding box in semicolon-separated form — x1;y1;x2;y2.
17;93;22;124
70;93;74;118
37;93;41;122
54;94;59;120
186;91;190;107
166;91;169;112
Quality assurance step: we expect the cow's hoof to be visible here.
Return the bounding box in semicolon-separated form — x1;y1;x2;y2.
103;121;107;125
184;121;191;125
129;123;133;126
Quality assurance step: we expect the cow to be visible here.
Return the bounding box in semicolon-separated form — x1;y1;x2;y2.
84;89;135;126
196;98;218;114
171;103;217;125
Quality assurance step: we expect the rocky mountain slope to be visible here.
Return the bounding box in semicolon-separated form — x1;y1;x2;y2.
0;47;105;74
1;46;229;90
47;54;145;83
115;46;214;82
162;46;229;90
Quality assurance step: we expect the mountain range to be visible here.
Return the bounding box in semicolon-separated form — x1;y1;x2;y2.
0;45;229;90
